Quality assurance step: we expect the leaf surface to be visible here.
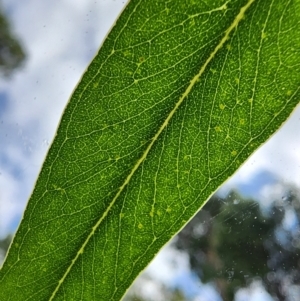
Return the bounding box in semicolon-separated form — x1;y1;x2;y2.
0;0;299;300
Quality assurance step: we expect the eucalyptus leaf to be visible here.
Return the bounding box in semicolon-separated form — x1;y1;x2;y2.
0;0;299;300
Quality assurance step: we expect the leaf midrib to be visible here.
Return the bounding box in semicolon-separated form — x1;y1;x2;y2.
49;0;255;299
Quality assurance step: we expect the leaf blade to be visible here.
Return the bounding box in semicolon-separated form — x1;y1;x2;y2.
0;0;299;300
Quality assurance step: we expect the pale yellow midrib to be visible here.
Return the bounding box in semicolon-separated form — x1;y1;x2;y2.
49;0;255;299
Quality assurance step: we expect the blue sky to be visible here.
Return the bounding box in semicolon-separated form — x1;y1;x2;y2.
0;1;299;300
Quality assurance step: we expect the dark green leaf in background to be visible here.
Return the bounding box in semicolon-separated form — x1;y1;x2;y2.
0;0;299;300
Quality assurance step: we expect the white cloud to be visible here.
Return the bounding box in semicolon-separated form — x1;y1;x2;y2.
0;169;22;237
146;241;191;284
235;280;274;301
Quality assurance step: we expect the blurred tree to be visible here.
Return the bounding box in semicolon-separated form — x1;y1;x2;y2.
0;5;26;76
0;234;12;264
176;184;300;300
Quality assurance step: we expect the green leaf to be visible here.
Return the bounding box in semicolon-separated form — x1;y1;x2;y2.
1;0;299;300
